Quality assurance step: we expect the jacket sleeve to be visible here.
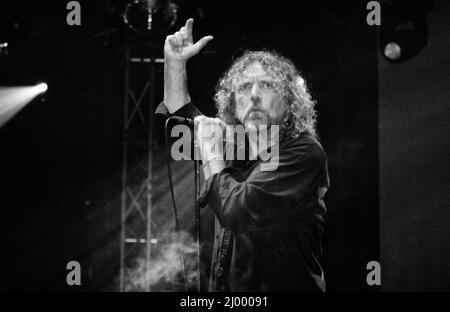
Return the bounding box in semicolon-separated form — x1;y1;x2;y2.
155;102;205;160
199;140;328;232
155;101;204;119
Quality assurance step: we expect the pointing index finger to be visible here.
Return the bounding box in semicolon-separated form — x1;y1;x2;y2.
185;18;194;43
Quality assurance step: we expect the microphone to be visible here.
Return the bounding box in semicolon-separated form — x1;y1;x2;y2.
168;116;194;127
168;116;231;145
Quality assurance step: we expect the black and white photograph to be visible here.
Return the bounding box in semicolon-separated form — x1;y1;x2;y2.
0;0;449;298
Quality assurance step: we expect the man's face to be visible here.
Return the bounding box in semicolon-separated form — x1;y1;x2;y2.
234;62;287;132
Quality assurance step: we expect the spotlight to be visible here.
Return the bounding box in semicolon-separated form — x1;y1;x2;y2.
35;83;48;94
122;0;179;36
384;42;402;61
379;1;433;63
0;42;8;57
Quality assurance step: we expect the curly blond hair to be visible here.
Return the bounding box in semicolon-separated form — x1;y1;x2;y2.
214;50;318;140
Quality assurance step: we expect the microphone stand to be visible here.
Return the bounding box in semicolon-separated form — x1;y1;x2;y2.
194;158;201;292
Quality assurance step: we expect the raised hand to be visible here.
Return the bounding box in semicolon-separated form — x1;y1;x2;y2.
164;18;213;63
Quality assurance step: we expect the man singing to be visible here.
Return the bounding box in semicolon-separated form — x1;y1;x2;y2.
157;18;330;292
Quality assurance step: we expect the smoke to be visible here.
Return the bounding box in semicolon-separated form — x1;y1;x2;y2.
123;231;201;291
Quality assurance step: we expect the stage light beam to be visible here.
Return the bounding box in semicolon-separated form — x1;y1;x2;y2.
0;83;48;128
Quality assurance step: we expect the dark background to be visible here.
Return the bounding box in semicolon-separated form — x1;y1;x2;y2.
0;0;448;291
378;1;450;291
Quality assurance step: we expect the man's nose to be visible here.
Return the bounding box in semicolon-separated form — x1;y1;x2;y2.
250;82;260;95
250;83;261;104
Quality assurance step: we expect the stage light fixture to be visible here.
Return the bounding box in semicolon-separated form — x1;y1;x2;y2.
35;83;48;94
384;42;402;61
0;42;8;56
122;0;179;37
379;1;432;63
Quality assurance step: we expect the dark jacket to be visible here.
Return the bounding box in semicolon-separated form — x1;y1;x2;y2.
156;102;329;292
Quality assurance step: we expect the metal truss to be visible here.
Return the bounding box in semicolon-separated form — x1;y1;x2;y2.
119;44;164;292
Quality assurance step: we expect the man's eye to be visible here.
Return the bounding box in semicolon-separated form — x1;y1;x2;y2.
260;81;274;89
239;82;252;91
